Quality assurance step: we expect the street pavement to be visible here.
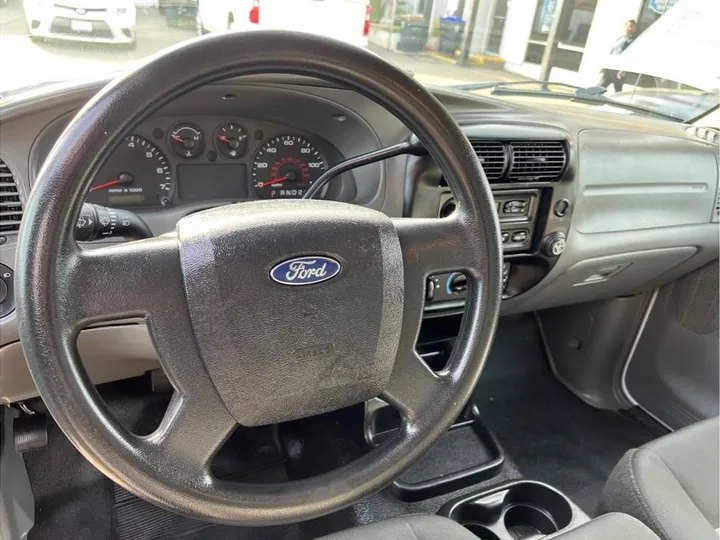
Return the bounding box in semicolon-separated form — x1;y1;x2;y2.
1;0;523;93
368;44;525;87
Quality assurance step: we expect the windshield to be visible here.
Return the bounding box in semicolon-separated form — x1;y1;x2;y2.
1;0;718;121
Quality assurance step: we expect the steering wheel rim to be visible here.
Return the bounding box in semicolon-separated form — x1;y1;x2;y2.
16;32;502;525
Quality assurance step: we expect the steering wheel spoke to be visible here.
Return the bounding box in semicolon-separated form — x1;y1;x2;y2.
392;216;475;279
382;348;446;420
62;236;184;327
143;394;236;472
388;215;477;420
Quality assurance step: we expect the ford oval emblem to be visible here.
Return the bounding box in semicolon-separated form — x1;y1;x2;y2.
270;256;342;286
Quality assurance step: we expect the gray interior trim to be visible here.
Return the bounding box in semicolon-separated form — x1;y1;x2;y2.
575;130;717;233
0;407;34;540
538;293;651;411
620;288;659;409
623;262;719;429
0;325;159;404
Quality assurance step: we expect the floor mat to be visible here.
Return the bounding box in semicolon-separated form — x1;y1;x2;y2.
24;420;114;540
472;314;658;515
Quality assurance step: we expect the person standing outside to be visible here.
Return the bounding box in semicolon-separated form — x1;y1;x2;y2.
599;19;637;92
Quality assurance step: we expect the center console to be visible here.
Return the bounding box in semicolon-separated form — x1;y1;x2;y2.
407;125;575;313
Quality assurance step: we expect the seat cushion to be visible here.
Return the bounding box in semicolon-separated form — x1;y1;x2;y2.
316;515;480;540
318;513;659;540
599;416;720;540
550;513;661;540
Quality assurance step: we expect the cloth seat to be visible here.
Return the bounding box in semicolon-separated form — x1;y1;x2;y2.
317;513;659;540
599;416;720;540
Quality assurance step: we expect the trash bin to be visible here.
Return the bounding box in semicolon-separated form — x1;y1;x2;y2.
398;15;429;53
438;16;465;56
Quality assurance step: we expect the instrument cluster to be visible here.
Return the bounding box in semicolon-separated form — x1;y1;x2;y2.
84;116;336;209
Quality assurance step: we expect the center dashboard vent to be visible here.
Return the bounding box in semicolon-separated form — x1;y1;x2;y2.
0;158;23;233
508;141;567;181
440;139;568;186
469;140;507;181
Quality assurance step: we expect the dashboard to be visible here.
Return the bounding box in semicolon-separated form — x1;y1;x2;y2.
0;74;718;403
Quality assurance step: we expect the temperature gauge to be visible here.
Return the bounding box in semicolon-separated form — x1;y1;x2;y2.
169;122;205;159
215;122;248;159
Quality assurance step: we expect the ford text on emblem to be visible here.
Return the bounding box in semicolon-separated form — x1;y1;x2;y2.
270;256;342;286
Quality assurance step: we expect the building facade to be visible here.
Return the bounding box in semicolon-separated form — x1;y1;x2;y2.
496;0;681;86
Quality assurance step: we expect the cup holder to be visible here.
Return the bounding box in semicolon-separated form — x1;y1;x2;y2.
464;524;502;540
504;505;557;539
439;481;575;540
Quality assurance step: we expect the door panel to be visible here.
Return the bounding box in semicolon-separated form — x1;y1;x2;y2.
625;260;719;429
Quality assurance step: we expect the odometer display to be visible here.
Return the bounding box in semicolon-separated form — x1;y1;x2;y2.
86;135;173;208
251;134;328;199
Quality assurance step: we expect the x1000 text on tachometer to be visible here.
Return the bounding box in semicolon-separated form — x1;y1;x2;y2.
86;135;174;208
251;134;328;199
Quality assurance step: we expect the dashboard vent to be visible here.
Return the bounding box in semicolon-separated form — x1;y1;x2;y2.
509;141;567;181
0;158;23;233
469;140;507;181
686;126;719;144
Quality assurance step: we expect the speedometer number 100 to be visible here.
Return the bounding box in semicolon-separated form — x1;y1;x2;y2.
251;134;328;199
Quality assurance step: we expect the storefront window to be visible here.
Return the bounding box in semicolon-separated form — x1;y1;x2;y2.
530;0;597;46
558;0;596;47
530;0;560;41
526;0;597;71
486;0;510;54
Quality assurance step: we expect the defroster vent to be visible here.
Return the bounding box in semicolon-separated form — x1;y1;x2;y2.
0;158;23;233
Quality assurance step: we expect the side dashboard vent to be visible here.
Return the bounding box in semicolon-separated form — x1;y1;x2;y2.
469;140;507;181
0;158;23;233
685;126;719;144
509;141;567;181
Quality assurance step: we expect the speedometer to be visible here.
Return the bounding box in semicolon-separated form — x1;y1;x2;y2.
86;135;173;208
251;134;328;199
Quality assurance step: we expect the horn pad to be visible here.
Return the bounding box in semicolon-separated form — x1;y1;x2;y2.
176;200;404;426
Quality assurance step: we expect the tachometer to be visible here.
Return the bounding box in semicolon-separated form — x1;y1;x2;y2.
86;135;174;208
251;134;328;199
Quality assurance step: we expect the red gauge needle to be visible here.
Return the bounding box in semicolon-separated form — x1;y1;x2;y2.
257;176;288;188
89;179;121;192
171;135;185;143
217;135;231;143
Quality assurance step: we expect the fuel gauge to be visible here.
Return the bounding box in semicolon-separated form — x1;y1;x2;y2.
169;122;205;159
215;122;248;159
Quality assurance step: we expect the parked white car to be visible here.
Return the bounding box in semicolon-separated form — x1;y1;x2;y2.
23;0;137;47
196;0;371;48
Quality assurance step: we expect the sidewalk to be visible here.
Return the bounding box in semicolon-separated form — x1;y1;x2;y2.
369;43;528;87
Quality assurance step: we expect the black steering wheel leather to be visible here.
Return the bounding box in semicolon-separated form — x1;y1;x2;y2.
16;32;503;525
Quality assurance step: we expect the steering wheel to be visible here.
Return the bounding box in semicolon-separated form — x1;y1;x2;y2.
16;32;502;525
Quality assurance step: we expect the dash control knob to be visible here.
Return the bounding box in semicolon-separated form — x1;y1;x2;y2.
447;273;468;293
0;279;7;304
0;263;15;318
542;232;566;257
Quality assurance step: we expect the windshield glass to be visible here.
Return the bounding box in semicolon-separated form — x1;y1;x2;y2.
1;0;718;121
